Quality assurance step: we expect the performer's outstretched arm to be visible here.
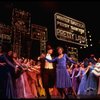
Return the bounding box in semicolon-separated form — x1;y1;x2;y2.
75;68;82;77
65;54;76;64
71;69;75;78
82;66;90;76
45;57;57;63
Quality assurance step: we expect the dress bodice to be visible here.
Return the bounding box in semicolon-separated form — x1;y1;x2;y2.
56;54;67;69
45;53;75;69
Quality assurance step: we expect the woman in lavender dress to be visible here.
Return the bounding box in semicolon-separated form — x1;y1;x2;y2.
77;62;97;97
45;47;76;98
71;64;80;94
76;63;86;95
85;62;98;96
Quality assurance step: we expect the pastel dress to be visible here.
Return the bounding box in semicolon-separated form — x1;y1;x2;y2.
77;68;86;95
71;68;80;93
77;66;98;96
85;66;98;95
46;54;75;88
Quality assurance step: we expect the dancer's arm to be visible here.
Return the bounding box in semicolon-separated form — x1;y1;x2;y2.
82;66;90;76
13;58;21;66
71;69;75;78
45;57;57;63
75;68;81;77
65;54;76;64
0;62;6;66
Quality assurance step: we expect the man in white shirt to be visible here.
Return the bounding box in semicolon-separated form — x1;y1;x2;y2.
42;47;55;99
45;51;53;69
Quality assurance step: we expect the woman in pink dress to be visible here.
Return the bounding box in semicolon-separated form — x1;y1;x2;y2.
13;52;25;98
26;59;38;98
13;53;33;98
21;59;34;98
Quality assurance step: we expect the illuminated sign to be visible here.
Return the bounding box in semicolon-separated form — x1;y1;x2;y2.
0;23;11;42
12;8;31;35
67;47;78;62
54;13;87;46
31;24;47;41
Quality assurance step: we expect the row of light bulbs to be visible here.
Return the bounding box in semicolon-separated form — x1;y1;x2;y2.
80;30;93;49
88;31;93;47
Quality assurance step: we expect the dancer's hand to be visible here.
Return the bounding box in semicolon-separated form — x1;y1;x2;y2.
70;77;73;79
75;76;78;78
0;63;6;66
40;53;46;58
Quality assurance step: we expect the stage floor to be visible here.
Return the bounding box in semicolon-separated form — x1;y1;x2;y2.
33;95;100;99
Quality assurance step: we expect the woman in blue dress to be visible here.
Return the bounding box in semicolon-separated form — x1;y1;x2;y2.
45;47;76;98
77;62;98;97
0;45;15;99
0;45;24;99
85;62;98;96
76;63;86;96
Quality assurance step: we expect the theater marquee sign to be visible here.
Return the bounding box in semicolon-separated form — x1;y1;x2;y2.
0;23;11;43
54;13;87;46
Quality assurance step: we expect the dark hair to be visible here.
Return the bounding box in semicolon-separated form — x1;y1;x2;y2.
47;48;53;51
57;46;64;52
47;45;53;51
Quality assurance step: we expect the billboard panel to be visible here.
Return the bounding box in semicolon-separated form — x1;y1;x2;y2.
54;13;87;46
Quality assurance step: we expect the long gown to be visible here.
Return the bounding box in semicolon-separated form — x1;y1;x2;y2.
71;68;80;93
0;54;15;99
77;69;87;95
78;66;98;96
85;66;98;95
27;70;38;98
46;54;75;88
16;72;25;98
22;71;34;98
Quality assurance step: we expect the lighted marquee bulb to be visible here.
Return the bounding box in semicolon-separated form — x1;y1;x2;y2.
37;33;40;35
87;31;90;33
90;39;92;41
86;45;88;47
90;44;93;46
82;41;85;43
80;47;82;49
89;35;91;37
84;46;86;48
